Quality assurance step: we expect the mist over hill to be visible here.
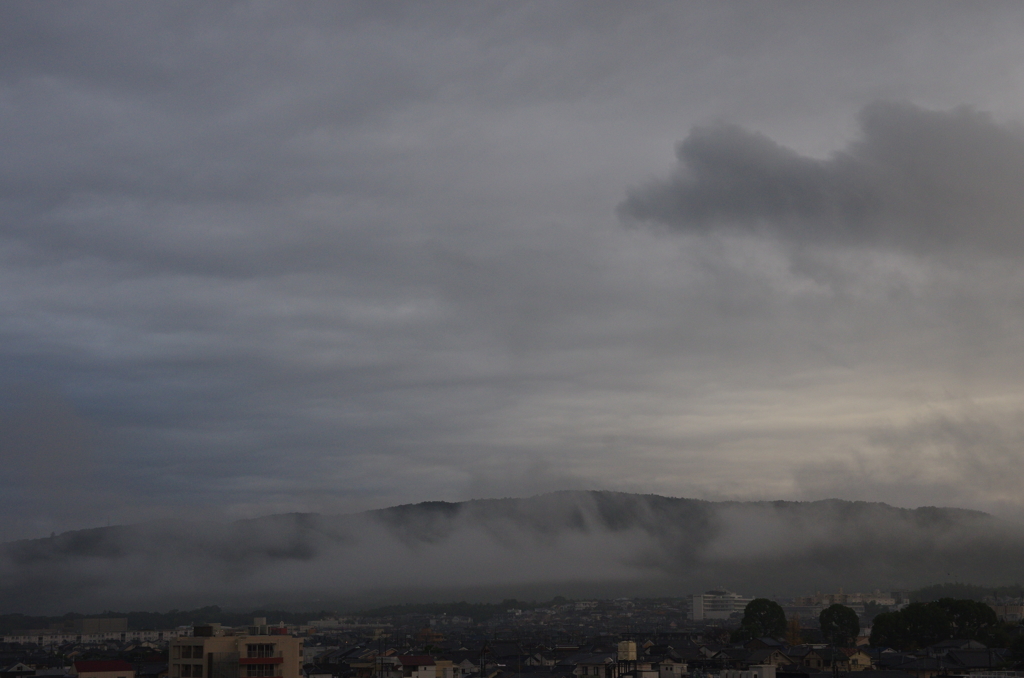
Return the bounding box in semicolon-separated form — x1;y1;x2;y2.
0;491;1016;614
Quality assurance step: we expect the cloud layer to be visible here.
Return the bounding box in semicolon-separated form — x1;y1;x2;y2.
4;3;1024;548
621;102;1024;253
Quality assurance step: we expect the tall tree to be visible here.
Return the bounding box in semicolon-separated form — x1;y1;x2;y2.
870;610;911;649
742;598;788;639
869;600;997;650
902;602;952;648
935;598;997;640
819;604;861;647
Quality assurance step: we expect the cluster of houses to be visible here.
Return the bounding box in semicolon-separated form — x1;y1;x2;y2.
688;636;1015;678
0;620;182;647
3;600;1024;678
305;634;1019;678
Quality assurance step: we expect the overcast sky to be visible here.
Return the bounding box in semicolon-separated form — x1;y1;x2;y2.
4;2;1024;541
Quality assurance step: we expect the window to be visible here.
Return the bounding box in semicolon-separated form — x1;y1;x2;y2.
247;644;275;658
246;665;277;677
194;647;204;659
194;666;203;677
182;665;193;677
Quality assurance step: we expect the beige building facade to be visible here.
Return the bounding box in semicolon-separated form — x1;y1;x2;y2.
170;622;302;678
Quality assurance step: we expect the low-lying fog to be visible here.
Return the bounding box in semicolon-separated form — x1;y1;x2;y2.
1;491;1016;613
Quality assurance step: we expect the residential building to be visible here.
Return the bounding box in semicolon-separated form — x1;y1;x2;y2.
1;626;179;646
655;657;686;678
784;647;822;670
395;657;435;678
843;649;873;671
992;604;1024;622
169;620;302;678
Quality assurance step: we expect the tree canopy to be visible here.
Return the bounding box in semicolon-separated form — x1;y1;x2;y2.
869;598;1000;650
742;598;788;639
820;604;861;647
940;598;998;638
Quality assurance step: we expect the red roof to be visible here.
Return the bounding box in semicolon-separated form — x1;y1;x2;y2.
398;656;435;667
75;661;135;673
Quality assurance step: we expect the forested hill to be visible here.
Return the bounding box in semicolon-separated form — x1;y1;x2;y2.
1;491;1020;614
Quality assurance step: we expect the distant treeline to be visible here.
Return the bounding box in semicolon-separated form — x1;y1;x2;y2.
0;607;335;635
870;599;1006;650
911;583;1024;602
5;584;1023;634
350;597;569;622
0;600;568;634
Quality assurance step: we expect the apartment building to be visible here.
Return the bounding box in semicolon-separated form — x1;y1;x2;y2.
169;620;302;678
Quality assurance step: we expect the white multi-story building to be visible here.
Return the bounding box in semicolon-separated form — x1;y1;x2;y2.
688;590;752;620
0;629;181;645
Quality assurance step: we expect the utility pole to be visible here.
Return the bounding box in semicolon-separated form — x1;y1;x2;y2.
378;635;384;678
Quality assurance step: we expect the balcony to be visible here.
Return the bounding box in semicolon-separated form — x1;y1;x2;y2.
241;650;284;665
239;658;283;665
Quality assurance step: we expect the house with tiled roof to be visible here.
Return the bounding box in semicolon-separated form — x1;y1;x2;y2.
840;649;872;671
743;650;791;668
396;656;435;678
784;647;823;671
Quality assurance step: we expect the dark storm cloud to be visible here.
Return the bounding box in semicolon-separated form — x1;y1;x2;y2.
620;102;1024;252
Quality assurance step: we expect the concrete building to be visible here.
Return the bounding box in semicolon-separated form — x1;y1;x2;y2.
169;620;302;678
1;625;179;646
993;604;1024;622
656;658;686;678
688;590;752;620
395;657;435;678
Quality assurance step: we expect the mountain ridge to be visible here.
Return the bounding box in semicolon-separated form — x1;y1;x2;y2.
4;491;993;546
0;491;1011;614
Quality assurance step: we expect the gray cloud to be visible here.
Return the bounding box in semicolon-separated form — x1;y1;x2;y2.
4;1;1024;557
620;102;1024;253
794;408;1024;514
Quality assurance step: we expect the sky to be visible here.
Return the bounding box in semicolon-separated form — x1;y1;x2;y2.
5;2;1024;542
